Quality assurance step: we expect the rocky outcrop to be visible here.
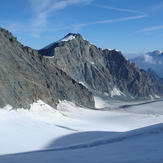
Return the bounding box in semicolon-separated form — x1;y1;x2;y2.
39;33;163;99
0;28;94;109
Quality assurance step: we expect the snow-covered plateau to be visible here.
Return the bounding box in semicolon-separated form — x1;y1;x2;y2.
0;98;163;163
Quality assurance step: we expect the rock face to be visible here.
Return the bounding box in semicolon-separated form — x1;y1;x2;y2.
39;33;163;99
0;28;94;109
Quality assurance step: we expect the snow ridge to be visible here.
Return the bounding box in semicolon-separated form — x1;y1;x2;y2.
41;34;75;50
60;34;75;42
111;88;126;97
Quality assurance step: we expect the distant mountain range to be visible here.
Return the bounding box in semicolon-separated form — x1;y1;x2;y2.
130;50;163;78
0;28;163;109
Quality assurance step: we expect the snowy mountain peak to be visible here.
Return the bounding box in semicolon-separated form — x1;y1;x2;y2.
147;50;163;56
130;50;163;78
39;34;163;99
60;33;76;42
41;33;78;50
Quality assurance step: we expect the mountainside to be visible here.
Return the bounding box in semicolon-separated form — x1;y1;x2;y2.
39;33;163;99
0;28;94;109
147;68;163;85
130;50;163;78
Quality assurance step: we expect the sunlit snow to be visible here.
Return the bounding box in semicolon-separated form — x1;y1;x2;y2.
60;35;75;42
111;87;126;97
0;98;163;162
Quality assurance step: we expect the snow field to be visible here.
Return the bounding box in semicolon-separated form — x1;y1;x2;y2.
0;98;163;162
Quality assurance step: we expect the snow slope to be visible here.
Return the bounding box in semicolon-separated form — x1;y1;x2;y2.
41;34;75;50
0;99;163;162
60;34;75;42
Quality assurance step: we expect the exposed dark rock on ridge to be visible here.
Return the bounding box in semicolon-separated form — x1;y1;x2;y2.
39;33;163;99
0;28;94;108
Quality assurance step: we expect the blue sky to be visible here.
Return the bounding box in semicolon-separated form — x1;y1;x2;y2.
0;0;163;58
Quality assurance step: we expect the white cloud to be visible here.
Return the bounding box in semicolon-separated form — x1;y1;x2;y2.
92;3;146;14
28;0;148;36
3;0;148;38
50;15;148;32
143;54;156;64
138;25;163;33
28;0;94;36
29;0;52;14
91;15;148;24
1;0;94;37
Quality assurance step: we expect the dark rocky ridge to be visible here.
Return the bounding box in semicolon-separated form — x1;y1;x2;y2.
39;33;163;99
0;28;94;108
